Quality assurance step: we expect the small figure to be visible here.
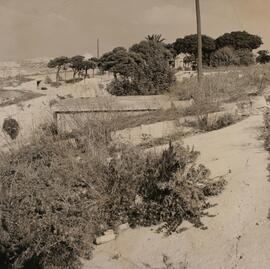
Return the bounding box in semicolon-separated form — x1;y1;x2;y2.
37;80;42;89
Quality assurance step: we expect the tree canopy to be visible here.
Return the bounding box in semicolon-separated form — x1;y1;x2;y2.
145;34;165;43
69;55;85;78
173;35;216;56
173;34;216;65
256;50;270;64
215;31;263;51
101;40;175;95
47;56;70;81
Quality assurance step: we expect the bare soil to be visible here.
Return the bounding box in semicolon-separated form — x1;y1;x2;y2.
83;113;270;269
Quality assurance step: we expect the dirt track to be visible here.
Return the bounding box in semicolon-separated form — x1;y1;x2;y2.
84;113;270;269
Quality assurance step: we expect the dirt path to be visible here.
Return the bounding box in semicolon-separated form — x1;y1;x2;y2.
83;113;270;269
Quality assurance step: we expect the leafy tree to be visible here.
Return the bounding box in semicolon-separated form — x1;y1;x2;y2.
215;31;263;51
165;43;177;58
99;47;127;79
99;47;145;81
47;56;69;82
81;59;96;79
256;50;270;64
173;35;216;65
101;40;175;95
109;40;174;95
183;55;196;69
90;57;100;76
234;49;255;66
69;55;85;78
145;34;165;43
210;46;237;67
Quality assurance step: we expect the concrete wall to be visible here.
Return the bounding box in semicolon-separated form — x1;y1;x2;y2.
111;119;193;145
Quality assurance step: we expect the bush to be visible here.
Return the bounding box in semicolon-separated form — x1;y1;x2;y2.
196;113;237;132
101;143;226;234
263;110;270;151
210;47;237;67
2;118;20;140
234;49;255;66
0;127;226;268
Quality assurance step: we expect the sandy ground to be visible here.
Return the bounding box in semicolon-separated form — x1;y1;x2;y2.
83;113;270;269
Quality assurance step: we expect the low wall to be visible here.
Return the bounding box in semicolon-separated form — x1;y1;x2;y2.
111;119;193;145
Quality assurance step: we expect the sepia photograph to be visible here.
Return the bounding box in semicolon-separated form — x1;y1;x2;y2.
0;0;270;268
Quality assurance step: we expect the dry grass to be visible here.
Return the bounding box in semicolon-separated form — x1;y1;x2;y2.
171;65;270;103
0;116;226;269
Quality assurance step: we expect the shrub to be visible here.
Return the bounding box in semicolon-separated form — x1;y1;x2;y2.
196;113;237;132
263;110;270;151
0;128;226;268
210;47;237;67
2;118;20;140
102;143;226;234
234;49;255;66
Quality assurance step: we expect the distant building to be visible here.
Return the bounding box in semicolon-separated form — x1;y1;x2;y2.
174;53;193;70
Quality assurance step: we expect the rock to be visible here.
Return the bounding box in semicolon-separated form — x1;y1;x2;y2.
135;194;143;205
95;233;116;245
250;96;267;110
58;138;77;148
75;156;82;163
104;229;114;235
117;223;129;232
220;103;239;115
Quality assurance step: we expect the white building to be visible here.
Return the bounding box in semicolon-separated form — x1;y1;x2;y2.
174;53;193;70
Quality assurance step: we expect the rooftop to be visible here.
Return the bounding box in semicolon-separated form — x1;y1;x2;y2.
52;95;174;113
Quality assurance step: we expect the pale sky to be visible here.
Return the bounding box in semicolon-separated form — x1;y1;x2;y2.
0;0;269;60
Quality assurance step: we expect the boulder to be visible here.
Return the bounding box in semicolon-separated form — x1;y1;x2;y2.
117;223;130;233
95;232;116;245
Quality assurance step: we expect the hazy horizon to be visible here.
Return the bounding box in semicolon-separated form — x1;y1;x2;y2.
0;0;269;61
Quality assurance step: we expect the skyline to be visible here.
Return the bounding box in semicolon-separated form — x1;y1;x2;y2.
0;0;269;60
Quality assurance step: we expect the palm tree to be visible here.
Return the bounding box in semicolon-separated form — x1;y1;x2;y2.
145;34;165;43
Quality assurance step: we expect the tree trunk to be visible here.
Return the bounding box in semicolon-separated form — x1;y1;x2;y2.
84;68;88;80
56;67;61;82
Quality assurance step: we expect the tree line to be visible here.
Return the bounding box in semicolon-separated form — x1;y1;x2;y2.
169;31;264;67
48;31;267;95
47;56;99;82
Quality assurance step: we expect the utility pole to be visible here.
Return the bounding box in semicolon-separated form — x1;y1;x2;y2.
195;0;203;84
97;38;100;58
